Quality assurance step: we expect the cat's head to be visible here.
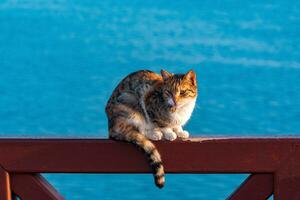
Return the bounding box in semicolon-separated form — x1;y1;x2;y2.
160;69;197;112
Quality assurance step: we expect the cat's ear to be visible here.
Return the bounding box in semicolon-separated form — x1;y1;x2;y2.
184;70;196;86
161;69;172;81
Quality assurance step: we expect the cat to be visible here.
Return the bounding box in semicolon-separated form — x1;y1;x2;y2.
105;69;197;188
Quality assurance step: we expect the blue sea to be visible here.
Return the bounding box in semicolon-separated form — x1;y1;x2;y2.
0;0;299;199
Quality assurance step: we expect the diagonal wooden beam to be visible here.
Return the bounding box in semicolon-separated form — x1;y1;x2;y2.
227;173;273;200
10;173;64;200
0;166;12;200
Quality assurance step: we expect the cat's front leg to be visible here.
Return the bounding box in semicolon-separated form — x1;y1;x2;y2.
161;127;177;141
173;126;189;139
145;128;163;141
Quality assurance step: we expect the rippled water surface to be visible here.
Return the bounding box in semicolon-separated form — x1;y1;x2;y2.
0;0;299;199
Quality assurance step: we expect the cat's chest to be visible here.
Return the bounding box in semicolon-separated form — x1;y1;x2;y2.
172;100;196;126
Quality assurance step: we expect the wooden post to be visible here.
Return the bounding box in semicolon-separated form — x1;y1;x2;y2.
274;143;300;200
0;166;11;200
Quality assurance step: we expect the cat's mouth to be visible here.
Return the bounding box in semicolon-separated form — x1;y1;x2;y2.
173;102;186;109
169;101;192;112
167;97;194;112
169;104;183;112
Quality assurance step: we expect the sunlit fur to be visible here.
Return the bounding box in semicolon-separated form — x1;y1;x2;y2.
106;69;197;188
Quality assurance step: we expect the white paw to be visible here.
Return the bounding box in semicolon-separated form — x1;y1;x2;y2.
177;130;189;139
161;128;177;141
145;129;163;141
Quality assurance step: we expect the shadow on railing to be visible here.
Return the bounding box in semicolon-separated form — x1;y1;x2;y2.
0;137;300;200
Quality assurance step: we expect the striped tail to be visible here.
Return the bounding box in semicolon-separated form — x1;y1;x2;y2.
110;128;165;188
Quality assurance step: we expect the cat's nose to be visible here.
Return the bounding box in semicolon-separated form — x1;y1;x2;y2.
170;107;176;112
167;97;177;108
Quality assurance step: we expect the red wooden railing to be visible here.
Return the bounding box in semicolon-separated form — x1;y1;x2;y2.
0;137;300;200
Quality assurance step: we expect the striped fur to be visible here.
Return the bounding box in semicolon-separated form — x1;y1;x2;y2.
106;69;197;188
109;125;165;188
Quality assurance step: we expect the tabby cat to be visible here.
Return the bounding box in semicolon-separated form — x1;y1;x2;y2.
105;69;197;188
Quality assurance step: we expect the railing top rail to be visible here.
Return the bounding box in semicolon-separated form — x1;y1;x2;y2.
0;137;299;173
0;137;300;199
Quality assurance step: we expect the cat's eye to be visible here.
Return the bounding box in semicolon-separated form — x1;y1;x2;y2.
180;90;187;96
